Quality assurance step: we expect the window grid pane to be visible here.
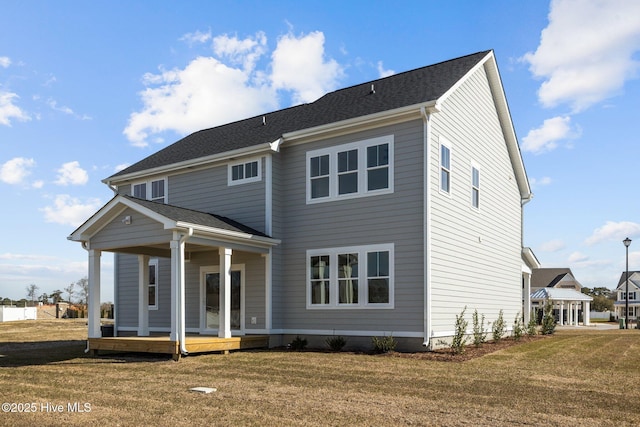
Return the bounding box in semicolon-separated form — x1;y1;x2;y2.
151;180;165;200
311;155;330;198
310;255;330;304
338;253;359;304
133;183;146;199
367;251;390;304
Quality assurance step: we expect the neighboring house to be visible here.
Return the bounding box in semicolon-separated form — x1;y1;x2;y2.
69;50;533;355
614;271;640;323
530;268;592;325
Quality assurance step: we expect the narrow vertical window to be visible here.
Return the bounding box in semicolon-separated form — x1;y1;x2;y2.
367;143;389;191
440;143;451;193
471;166;480;208
310;255;330;305
367;251;390;304
310;155;330;199
338;253;359;304
232;164;244;181
338;149;358;194
148;259;158;309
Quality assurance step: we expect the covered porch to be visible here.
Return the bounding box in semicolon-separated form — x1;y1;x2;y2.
68;195;280;359
530;287;593;326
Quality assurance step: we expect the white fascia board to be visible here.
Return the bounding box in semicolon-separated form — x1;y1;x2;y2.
281;101;438;144
68;195;177;241
175;221;281;248
104;143;273;186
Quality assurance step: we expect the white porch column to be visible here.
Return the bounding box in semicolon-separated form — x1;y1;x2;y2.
584;301;590;326
219;247;232;338
523;272;531;324
138;255;150;336
559;301;564;326
574;303;579;326
170;238;183;342
567;303;573;325
265;249;272;332
87;249;102;339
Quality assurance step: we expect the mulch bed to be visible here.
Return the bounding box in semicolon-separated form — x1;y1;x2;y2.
388;335;547;362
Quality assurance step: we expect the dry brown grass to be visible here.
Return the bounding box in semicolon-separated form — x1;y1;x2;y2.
1;319;639;426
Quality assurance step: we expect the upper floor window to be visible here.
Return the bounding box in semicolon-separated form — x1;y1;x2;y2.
471;165;480;209
133;178;167;203
621;291;637;301
307;243;394;309
440;140;451;194
306;135;394;204
228;158;261;186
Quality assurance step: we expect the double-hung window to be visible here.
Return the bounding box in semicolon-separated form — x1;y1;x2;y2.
228;158;261;185
440;140;451;194
133;178;167;203
306;135;393;203
307;243;394;309
471;164;480;209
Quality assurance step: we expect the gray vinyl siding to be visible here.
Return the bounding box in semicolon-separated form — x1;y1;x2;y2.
276;121;425;333
91;207;172;251
168;157;266;234
116;250;266;331
429;63;522;334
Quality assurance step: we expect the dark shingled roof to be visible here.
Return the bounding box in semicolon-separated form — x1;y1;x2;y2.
124;195;269;237
531;268;575;289
111;50;491;179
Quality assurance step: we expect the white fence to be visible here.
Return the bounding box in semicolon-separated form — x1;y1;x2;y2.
589;311;613;320
0;306;37;322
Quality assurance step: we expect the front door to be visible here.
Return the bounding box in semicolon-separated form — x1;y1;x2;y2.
201;266;244;333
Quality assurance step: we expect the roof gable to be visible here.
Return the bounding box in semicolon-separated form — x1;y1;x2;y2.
108;51;492;181
531;268;583;290
616;271;640;290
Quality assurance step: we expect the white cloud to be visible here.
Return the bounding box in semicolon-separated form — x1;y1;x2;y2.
539;239;566;252
0;56;10;68
522;0;640;112
376;61;395;78
568;251;589;263
271;31;344;104
521;116;580;154
41;194;103;227
114;163;130;173
585;221;640;245
180;29;212;45
530;176;552;189
0;91;30;126
54;161;89;186
47;98;92;120
124;30;344;147
0;157;35;185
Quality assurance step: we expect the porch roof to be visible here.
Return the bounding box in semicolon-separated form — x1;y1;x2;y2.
68;195;280;253
530;288;593;302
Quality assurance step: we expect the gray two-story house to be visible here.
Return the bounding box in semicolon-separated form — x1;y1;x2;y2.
70;50;533;357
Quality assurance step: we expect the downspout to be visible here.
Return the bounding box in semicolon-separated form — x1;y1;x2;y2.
178;228;194;356
421;104;440;348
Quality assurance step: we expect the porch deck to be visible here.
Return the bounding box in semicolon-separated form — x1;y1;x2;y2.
87;335;269;360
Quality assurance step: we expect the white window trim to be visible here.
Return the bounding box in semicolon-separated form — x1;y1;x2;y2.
439;138;452;196
471;162;480;210
228;157;262;186
306;135;394;204
132;177;168;204
148;258;158;310
306;243;395;309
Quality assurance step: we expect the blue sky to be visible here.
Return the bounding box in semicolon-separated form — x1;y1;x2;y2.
1;0;639;302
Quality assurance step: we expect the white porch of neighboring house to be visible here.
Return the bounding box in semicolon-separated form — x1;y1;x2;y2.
530;288;593;326
68;195;279;359
522;248;540;325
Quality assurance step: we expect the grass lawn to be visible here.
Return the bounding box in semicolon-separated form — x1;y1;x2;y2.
1;319;639;426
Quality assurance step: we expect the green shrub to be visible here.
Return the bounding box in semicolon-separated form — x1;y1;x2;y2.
492;310;506;342
326;335;347;351
371;335;396;353
451;306;468;355
541;299;556;335
513;312;524;341
289;336;307;351
526;314;538;336
472;309;488;347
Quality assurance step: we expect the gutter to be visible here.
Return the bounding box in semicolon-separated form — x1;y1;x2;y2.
420;104;440;348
